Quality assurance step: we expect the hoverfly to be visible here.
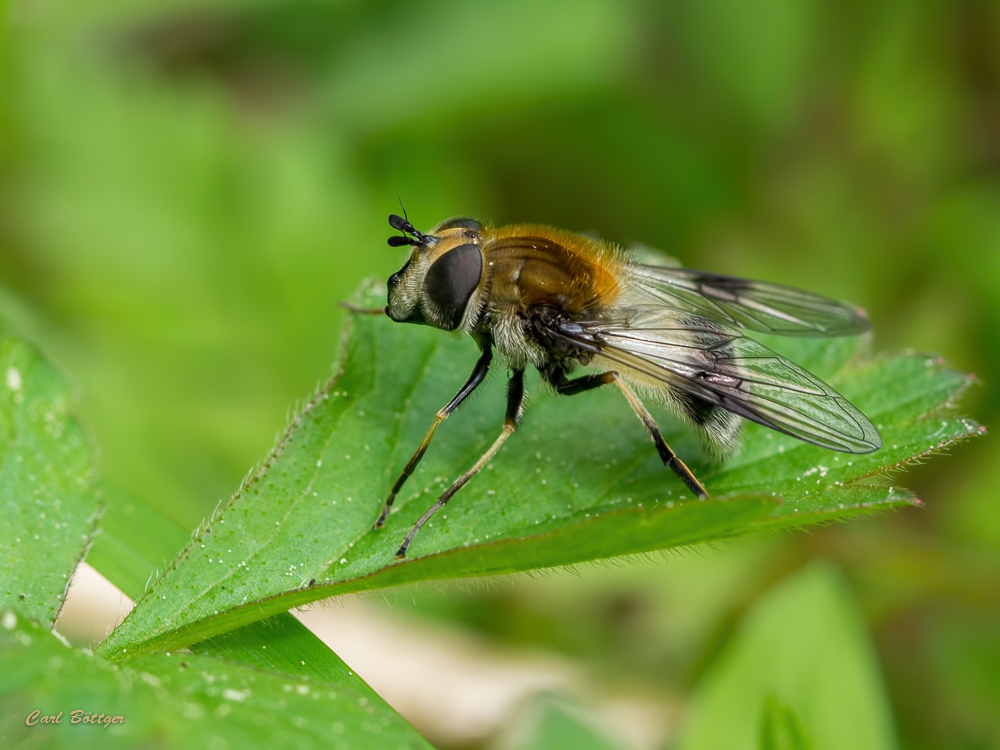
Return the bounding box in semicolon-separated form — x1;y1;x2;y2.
375;213;881;557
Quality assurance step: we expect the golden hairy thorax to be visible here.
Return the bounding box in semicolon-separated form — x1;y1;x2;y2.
481;224;624;314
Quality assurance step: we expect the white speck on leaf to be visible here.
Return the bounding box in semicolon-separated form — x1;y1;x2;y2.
5;367;22;391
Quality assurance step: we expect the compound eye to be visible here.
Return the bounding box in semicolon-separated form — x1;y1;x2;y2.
433;217;482;233
422;243;483;331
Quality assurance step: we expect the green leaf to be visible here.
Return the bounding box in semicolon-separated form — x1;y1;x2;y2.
190;612;380;699
85;483;383;688
759;696;814;750
97;281;980;660
0;337;98;625
678;564;897;750
0;609;432;750
84;475;422;733
712;339;979;531
515;696;621;750
0;336;412;744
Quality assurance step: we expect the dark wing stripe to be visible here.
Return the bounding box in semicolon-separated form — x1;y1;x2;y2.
596;341;879;452
629;265;871;337
549;308;881;454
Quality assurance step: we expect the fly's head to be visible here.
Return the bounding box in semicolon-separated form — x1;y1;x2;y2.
385;215;486;332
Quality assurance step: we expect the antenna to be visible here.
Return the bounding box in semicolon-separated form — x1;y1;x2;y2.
387;202;426;247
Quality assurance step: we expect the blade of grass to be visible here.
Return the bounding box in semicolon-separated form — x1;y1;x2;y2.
86;481;190;602
678;564;897;750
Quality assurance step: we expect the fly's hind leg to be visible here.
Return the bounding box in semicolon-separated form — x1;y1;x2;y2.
544;366;708;499
611;375;708;498
395;368;525;559
376;337;492;528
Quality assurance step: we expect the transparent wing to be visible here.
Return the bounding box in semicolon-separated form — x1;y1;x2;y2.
628;264;871;337
555;307;881;453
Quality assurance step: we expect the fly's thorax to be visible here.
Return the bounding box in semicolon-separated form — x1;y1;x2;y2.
483;224;626;315
385;218;488;332
476;225;630;368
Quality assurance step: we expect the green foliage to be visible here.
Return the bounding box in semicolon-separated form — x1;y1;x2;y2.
679;565;896;750
0;610;431;750
0;338;97;626
516;697;621;750
759;696;814;750
0;338;431;750
86;481;190;603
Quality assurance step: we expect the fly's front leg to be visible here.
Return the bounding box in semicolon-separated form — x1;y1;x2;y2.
339;301;387;315
395;368;525;558
544;366;708;499
375;337;492;528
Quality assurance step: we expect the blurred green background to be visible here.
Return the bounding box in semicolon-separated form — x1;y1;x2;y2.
1;0;997;747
